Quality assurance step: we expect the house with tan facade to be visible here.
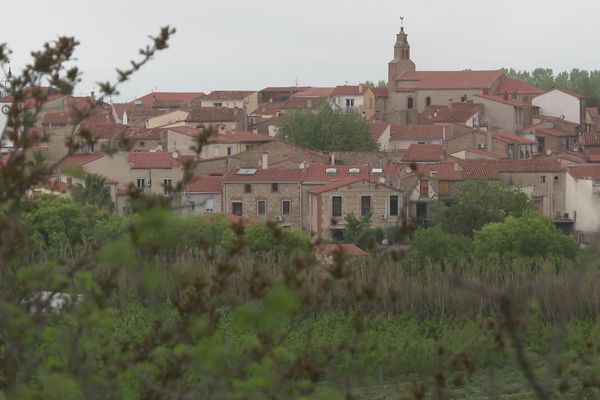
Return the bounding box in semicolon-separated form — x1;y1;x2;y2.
329;85;376;120
182;175;222;215
196;91;258;113
388;124;451;150
473;94;532;133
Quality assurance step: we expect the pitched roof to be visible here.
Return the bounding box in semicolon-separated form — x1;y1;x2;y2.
402;144;444;162
308;177;393;194
370;87;388;97
461;147;507;160
418;102;482;124
209;132;275;144
315;243;368;257
302;164;397;182
416;162;465;180
397;70;503;90
495;130;536;145
186;107;238;122
474;94;529;107
389;124;449;140
279;97;327;109
133;92;204;106
293;87;335;97
42;111;74;126
330;85;367;96
567;164;600;179
261;86;310;92
168;126;202;137
222;167;304;183
252;103;281;116
125;126;164;141
458;159;565;179
369;122;389;141
186;175;222;192
495;78;544;95
202;90;255;100
61;153;105;167
128;152;181;169
80;122;128;140
537;88;586;100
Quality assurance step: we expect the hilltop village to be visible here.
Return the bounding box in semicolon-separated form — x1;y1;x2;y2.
2;26;600;246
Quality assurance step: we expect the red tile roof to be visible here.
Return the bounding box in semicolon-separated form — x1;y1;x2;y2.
261;86;310;92
186;107;238;122
125;126;165;141
542;88;586;100
42;112;74;126
128;152;181;169
222;168;304;183
370;87;388;97
202;90;255;100
61;153;105;167
462;147;506;159
586;107;599;119
458;159;565;179
418;102;481;124
308;177;380;194
168;126;202;137
474;94;529;107
495;130;536;145
416;162;464;180
567;164;600;179
369;122;389;141
133;92;204;106
389;124;449;140
217;132;274;144
186;175;222;192
315;243;368;257
293;87;335;97
280;97;328;109
495;78;543;95
302;164;396;182
402;144;444;162
80;122;128;140
397;70;503;90
252;103;281;116
330;85;367;96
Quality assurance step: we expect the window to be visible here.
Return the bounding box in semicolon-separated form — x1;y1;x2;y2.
227;146;233;156
508;144;514;159
214;147;221;157
332;196;342;217
244;184;251;193
232;202;242;216
282;200;291;215
389;195;399;216
537;137;545;153
345;98;355;107
257;200;266;216
139;141;145;147
163;178;172;195
420;179;429;197
213;102;222;107
136;178;146;190
407;96;414;109
272;183;279;193
190;201;196;211
541;176;546;183
332;229;344;242
425;96;431;107
361;196;371;216
438;181;449;197
554;176;559;184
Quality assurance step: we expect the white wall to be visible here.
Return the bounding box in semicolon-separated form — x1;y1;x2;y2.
567;173;600;234
532;90;581;124
389;138;442;150
0;102;12;149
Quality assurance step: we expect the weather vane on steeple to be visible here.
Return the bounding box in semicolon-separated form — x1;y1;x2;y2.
400;16;404;28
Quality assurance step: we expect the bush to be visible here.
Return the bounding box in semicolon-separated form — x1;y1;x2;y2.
411;226;473;266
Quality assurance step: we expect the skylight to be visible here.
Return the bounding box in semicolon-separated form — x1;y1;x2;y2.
349;168;360;174
237;168;257;175
371;168;383;174
325;168;337;174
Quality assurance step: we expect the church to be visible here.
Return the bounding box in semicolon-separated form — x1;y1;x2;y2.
386;25;508;124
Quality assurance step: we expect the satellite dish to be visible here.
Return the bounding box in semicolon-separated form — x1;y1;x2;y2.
299;162;305;170
378;177;385;184
546;149;552;155
405;166;412;174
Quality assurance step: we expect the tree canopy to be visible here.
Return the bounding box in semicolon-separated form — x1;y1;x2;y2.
503;67;600;108
434;180;535;237
276;101;378;152
72;174;114;211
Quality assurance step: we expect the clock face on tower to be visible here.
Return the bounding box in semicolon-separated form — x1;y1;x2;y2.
1;105;9;114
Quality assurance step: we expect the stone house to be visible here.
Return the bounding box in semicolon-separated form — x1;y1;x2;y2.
446;129;534;159
221;167;304;229
388;124;450;150
258;87;310;103
146;109;190;128
493;78;544;104
329;85;376;120
307;177;403;241
585;107;600;133
195;91;258;113
417;102;482;127
522;121;579;154
184;107;246;132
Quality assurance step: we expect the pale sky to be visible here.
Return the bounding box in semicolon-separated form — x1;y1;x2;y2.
2;0;598;101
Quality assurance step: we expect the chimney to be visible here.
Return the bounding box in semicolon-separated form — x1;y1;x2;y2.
358;83;364;93
330;153;335;165
262;152;268;169
90;91;95;100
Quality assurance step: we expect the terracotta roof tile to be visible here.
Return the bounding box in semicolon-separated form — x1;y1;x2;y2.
330;85;367;96
580;132;600;146
80;122;127;140
125;126;165;140
370;87;388;97
418;102;482;124
402;144;444;162
369;122;389;140
222;167;304;183
474;94;529;107
168;126;202;137
458;159;565;179
309;177;373;194
390;124;449;140
133;92;204;106
495;78;544;95
42;112;74;126
302;164;396;182
397;70;503;90
202;90;255;100
280;97;327;109
187;175;222;192
416;162;464;180
128;152;181;169
252;103;281;116
495;130;536;145
567;164;600;179
61;153;105;167
293;87;335;97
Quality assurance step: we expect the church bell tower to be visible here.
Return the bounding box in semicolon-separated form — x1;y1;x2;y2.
388;24;416;90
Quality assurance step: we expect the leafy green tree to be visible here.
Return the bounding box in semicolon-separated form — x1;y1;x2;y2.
343;212;371;244
277;101;377;152
473;213;578;262
411;226;473;266
245;221;312;255
72;174;114;211
377;80;387;88
436;180;535;237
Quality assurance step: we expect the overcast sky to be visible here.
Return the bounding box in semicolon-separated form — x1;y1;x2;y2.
2;0;599;101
